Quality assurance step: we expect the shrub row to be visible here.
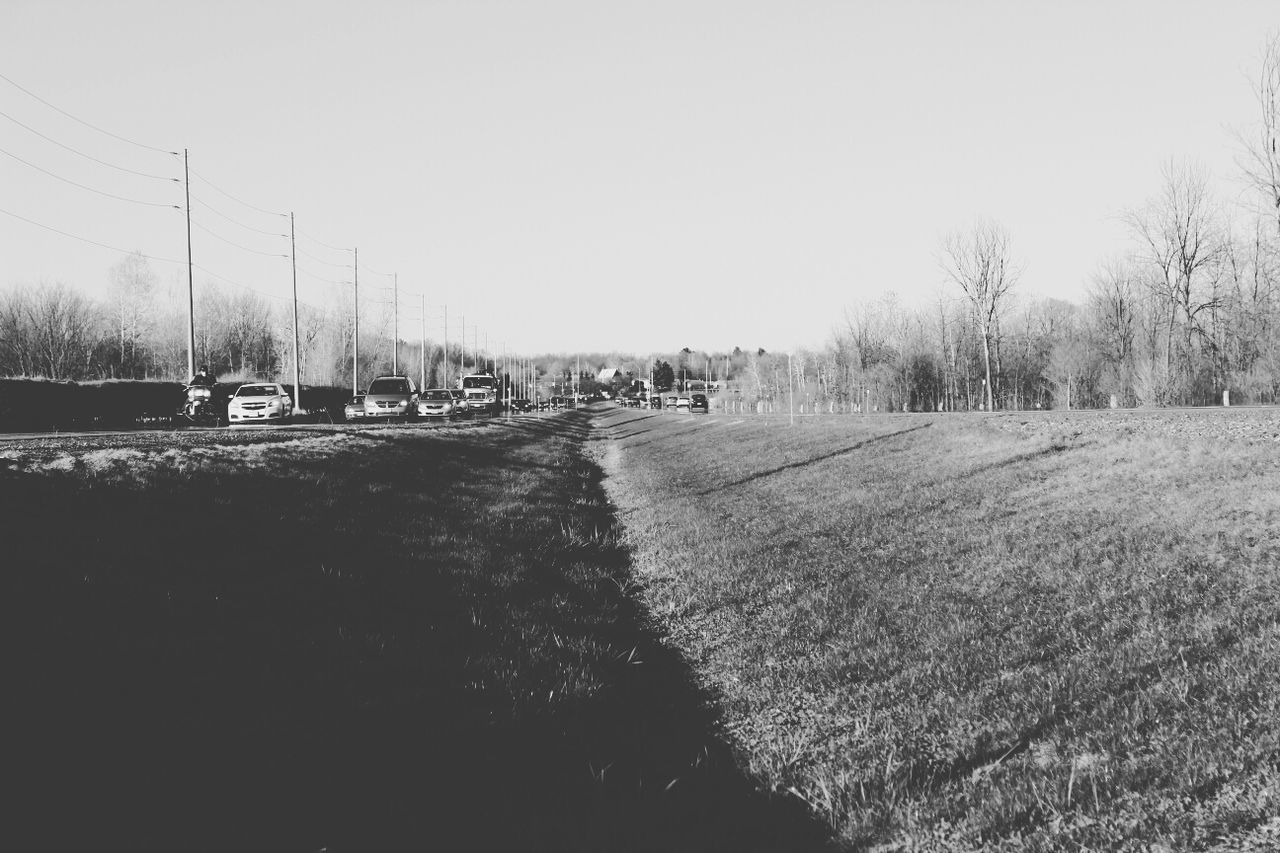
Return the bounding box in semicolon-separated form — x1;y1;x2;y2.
0;378;352;432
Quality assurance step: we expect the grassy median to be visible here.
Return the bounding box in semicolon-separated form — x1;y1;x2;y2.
595;407;1280;851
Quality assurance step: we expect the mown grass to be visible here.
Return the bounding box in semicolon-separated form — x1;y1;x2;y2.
3;415;828;852
594;408;1280;851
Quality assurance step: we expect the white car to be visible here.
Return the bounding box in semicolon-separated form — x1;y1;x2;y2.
227;382;293;424
363;375;419;420
417;388;456;418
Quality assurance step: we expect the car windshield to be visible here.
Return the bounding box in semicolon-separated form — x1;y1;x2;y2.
450;390;463;398
368;378;409;395
424;390;451;401
462;376;495;389
237;385;277;397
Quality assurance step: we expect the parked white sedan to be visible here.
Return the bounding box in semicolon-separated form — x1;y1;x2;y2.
227;383;293;424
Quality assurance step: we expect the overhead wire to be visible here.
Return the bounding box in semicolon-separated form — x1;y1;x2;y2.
0;108;181;182
0;70;179;156
188;167;287;219
295;264;353;286
189;195;289;237
295;244;353;268
0;144;181;208
295;228;353;253
189;217;290;258
191;262;329;313
1;73;473;358
0;205;185;265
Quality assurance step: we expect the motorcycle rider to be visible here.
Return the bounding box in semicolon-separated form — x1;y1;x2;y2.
188;366;213;388
181;366;216;421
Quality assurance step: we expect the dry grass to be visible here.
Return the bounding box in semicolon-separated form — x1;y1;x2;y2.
595;408;1280;851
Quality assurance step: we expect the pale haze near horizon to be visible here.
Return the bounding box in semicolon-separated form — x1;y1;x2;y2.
2;0;1276;358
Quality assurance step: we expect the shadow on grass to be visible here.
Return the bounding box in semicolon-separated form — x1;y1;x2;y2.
4;424;832;852
695;422;933;496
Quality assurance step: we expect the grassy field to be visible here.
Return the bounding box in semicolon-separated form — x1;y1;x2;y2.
3;418;827;852
7;408;1279;851
595;407;1280;851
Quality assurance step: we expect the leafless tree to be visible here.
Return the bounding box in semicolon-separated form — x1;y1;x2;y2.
1236;34;1280;236
940;220;1020;412
1125;160;1224;392
24;282;95;379
108;251;157;377
1088;258;1139;367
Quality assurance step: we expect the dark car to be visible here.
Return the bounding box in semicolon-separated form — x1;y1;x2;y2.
689;393;709;414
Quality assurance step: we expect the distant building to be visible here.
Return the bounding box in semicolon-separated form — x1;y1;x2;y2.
597;367;622;382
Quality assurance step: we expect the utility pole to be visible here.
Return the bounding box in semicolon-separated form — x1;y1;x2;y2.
290;213;301;413
352;248;359;397
183;149;195;382
393;273;398;376
788;351;795;427
443;305;449;388
420;292;426;392
461;314;466;375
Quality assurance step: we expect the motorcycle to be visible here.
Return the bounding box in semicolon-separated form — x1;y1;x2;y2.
179;384;222;427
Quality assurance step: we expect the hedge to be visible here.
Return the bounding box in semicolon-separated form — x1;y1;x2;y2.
0;379;353;432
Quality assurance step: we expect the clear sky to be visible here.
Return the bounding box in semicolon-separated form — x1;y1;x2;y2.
2;1;1277;356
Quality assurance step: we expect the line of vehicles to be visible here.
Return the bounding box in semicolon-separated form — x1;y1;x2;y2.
180;380;297;426
343;373;525;422
180;371;713;427
181;372;520;427
616;392;710;413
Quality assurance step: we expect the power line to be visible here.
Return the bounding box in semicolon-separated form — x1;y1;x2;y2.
191;262;328;312
0;205;185;264
295;229;353;253
0;70;178;156
190;195;289;237
295;244;353;268
188;167;288;219
0;144;180;209
189;217;290;258
295;264;353;286
0;108;181;182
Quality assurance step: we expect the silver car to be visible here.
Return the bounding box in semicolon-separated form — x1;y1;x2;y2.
362;375;419;420
227;383;293;424
417;388;456;418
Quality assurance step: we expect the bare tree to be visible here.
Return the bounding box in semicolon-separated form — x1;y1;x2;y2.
1088;258;1139;367
1125;160;1224;394
0;286;37;376
25;282;95;379
108;251;157;377
940;220;1020;412
1237;34;1280;235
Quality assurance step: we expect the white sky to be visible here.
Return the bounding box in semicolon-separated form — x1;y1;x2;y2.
2;1;1277;356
